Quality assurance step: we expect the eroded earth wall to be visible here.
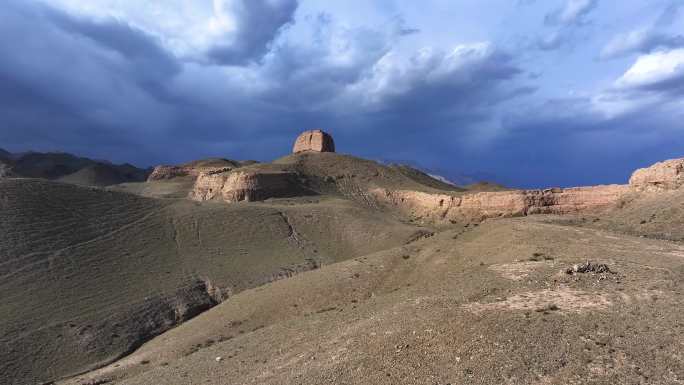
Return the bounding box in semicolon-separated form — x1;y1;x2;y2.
370;185;631;223
189;157;684;224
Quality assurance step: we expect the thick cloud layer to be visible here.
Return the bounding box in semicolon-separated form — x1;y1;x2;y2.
207;0;298;65
1;0;684;187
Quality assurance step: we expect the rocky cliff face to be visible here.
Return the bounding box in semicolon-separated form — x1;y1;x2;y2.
292;130;335;153
186;143;684;225
147;159;242;182
370;158;684;223
189;170;306;202
370;185;631;223
148;165;233;181
148;165;200;181
629;158;684;192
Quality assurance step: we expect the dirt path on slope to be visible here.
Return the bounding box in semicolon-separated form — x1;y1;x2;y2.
63;217;684;385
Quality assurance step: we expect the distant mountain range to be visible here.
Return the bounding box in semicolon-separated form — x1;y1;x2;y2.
0;149;150;186
376;157;505;188
0;150;506;189
0;148;12;161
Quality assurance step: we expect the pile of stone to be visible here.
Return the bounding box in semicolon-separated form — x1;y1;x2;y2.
565;261;614;275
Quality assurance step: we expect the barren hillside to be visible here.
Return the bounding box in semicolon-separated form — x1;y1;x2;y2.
62;217;684;385
2;144;684;385
0;150;149;186
0;178;429;385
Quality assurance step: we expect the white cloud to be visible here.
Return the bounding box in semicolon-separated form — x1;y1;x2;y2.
206;0;298;65
39;0;212;56
590;48;684;118
40;0;298;64
251;14;394;110
347;42;521;108
615;49;684;90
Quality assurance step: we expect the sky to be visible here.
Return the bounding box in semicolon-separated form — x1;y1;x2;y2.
1;0;683;188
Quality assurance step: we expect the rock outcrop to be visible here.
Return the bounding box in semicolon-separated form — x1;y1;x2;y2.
189;170;306;202
148;165;201;181
370;158;684;223
292;130;335;153
184;142;684;226
148;159;239;181
629;158;684;192
371;185;631;223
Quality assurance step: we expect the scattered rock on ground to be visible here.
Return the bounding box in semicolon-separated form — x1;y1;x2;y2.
565;261;614;275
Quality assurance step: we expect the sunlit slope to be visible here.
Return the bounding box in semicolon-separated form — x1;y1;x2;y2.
597;189;684;241
64;217;684;385
273;152;464;194
542;189;684;242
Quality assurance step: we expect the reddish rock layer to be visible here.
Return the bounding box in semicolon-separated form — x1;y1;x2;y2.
370;185;631;223
629;158;684;192
186;154;684;225
147;165;233;181
292;130;335;153
189;170;303;202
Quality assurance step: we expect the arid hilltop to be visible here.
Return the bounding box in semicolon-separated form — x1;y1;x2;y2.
179;132;683;226
1;131;683;385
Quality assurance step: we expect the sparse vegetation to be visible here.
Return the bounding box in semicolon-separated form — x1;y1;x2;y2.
2;152;684;385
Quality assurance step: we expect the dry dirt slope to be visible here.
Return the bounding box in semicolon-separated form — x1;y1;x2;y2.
537;188;684;243
6;152;684;385
0;178;429;385
593;188;684;242
63;216;684;385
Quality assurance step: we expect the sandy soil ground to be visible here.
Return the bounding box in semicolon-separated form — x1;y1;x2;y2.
61;217;684;385
3;153;684;385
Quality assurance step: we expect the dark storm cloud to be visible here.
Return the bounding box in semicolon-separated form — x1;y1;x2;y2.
316;44;536;167
49;7;181;88
420;95;684;189
356;47;527;113
0;0;564;183
0;0;299;163
257;14;392;108
164;18;533;167
0;0;180;162
207;0;298;65
2;0;683;188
